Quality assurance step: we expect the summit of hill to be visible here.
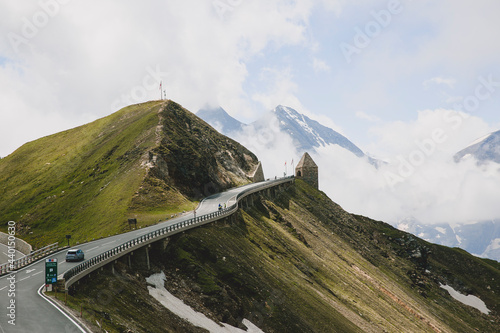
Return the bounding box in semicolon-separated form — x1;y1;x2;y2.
0;100;260;246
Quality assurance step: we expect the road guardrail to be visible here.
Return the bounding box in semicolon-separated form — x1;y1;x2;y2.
63;176;294;289
0;242;59;275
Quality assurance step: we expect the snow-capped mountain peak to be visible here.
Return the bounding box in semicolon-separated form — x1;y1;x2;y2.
197;104;379;165
272;105;329;147
455;130;500;164
196;106;244;134
261;105;365;157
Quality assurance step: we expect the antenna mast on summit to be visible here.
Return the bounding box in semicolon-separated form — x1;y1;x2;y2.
159;81;163;100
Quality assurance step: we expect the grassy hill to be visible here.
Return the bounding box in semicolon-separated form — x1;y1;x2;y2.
0;101;259;247
64;179;499;332
3;99;499;331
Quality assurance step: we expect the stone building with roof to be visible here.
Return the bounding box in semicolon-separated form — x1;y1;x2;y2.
295;152;318;189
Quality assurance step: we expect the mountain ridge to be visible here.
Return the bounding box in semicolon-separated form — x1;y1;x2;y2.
1;100;499;331
196;106;244;135
62;179;500;332
0;100;259;247
254;105;366;156
454;129;500;164
398;217;500;261
197;105;377;164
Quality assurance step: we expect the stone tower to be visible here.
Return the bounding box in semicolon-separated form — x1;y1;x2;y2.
295;152;318;189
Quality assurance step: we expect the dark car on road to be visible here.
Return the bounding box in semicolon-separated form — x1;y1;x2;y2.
65;249;84;262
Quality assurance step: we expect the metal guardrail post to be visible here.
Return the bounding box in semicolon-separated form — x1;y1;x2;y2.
0;242;59;276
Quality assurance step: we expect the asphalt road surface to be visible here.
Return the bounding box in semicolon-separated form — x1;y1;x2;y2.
0;245;24;266
0;178;289;332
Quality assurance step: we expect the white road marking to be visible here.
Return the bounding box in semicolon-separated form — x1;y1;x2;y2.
101;240;116;246
26;269;36;274
19;276;30;281
86;246;99;252
32;271;42;276
0;286;6;291
38;285;88;333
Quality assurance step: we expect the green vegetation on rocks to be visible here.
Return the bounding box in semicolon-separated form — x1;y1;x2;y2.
3;98;498;331
66;179;499;332
0;101;258;247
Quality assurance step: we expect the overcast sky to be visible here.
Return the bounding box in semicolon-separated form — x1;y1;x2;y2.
1;0;499;159
2;1;500;227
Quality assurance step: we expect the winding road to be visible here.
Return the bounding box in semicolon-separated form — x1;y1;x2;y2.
0;178;291;333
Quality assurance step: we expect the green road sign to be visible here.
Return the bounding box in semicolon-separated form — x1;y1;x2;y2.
45;258;57;284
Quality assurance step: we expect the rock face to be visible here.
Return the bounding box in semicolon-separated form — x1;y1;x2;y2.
0;100;260;246
71;179;500;333
152;101;259;198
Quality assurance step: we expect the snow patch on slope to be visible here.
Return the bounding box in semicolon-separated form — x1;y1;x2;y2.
440;284;490;315
435;227;447;235
146;272;265;333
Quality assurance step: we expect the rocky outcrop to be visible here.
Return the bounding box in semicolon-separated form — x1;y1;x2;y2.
250;161;265;183
151;101;258;198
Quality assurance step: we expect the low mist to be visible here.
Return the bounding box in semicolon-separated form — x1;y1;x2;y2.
235;109;500;227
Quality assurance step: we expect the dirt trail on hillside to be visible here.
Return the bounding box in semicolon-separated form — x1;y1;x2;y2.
352;265;446;333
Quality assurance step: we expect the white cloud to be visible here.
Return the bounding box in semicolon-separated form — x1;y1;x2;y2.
236;107;500;227
232;115;298;178
2;0;500;229
252;67;305;112
321;109;500;225
356;111;381;123
423;76;456;89
313;142;500;226
0;0;334;157
312;57;331;73
365;109;495;159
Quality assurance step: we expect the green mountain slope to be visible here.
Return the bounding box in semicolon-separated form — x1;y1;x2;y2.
0;101;259;247
66;179;499;332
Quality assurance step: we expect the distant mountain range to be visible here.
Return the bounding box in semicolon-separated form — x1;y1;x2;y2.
196;106;244;135
2;100;499;331
198;106;500;262
398;217;500;261
197;105;378;164
455;130;500;164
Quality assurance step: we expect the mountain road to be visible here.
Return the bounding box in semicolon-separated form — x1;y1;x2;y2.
0;177;292;332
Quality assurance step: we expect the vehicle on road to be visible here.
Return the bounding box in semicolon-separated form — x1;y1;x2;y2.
65;249;84;262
